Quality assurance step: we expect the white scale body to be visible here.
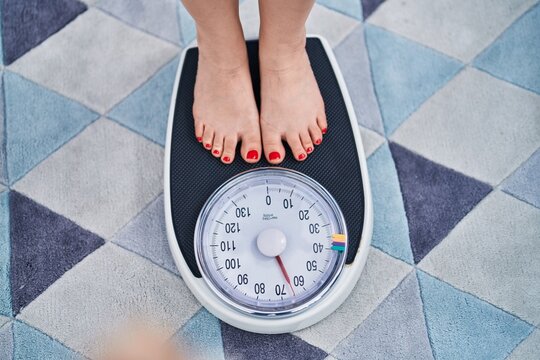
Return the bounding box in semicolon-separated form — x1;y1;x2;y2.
164;36;373;334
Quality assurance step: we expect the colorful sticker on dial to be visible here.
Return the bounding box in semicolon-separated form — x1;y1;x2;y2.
331;233;346;252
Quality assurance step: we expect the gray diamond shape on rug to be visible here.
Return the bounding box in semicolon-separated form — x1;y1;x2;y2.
10;191;104;314
389;142;492;263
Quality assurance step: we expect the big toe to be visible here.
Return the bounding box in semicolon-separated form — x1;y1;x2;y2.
240;130;262;163
262;129;286;164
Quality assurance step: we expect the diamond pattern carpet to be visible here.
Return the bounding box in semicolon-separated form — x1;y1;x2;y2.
0;0;539;359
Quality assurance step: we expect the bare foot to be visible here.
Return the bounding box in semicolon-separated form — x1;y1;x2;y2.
259;39;327;164
193;35;261;164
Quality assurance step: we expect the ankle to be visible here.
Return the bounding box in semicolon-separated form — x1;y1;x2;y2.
196;26;248;71
259;31;307;70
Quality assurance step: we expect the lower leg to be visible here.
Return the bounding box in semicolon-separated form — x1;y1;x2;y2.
182;0;261;163
258;0;327;164
258;0;313;69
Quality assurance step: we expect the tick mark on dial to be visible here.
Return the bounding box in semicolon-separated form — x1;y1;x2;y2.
216;220;223;225
243;194;247;199
234;285;238;289
210;244;218;247
309;200;318;209
322;223;330;227
217;267;223;271
231;199;238;207
318;269;324;273
223;210;228;214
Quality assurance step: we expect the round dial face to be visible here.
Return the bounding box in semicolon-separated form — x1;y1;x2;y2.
195;168;347;316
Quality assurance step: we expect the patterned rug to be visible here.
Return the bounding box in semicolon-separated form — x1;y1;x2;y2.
0;0;539;359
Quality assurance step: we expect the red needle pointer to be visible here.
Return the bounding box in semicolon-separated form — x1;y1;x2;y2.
275;255;295;296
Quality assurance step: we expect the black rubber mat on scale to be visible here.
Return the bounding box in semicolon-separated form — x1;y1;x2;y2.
169;38;365;278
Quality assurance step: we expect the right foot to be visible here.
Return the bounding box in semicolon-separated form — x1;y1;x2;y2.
193;37;261;164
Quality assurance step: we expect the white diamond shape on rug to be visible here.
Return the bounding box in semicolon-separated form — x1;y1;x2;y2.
9;9;179;114
18;243;200;357
333;272;433;360
391;67;540;185
295;248;412;352
364;25;462;135
368;0;537;62
4;71;99;184
419;191;540;326
13;118;164;239
418;271;532;360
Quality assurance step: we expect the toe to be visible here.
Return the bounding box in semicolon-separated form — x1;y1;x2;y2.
300;131;314;154
287;134;307;161
202;126;214;150
317;110;328;135
221;135;237;164
212;134;224;157
309;124;323;146
240;130;262;163
262;130;286;164
194;121;204;143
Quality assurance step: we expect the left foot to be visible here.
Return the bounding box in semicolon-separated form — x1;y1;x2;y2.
259;36;327;164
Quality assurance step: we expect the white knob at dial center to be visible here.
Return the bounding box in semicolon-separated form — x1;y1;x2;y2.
256;228;287;257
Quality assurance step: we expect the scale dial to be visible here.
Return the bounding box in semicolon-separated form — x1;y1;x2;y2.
195;168;347;316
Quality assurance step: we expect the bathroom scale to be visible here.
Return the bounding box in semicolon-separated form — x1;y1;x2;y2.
164;36;373;334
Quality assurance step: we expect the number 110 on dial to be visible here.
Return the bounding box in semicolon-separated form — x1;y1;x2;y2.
195;168;347;315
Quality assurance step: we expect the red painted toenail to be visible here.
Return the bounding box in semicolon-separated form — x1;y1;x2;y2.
322;128;327;134
213;149;220;155
205;143;211;149
269;152;281;161
247;150;259;160
298;153;306;160
223;156;231;162
196;137;202;142
315;139;322;145
306;147;313;153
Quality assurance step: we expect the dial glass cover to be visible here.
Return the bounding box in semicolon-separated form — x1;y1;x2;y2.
195;168;347;316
